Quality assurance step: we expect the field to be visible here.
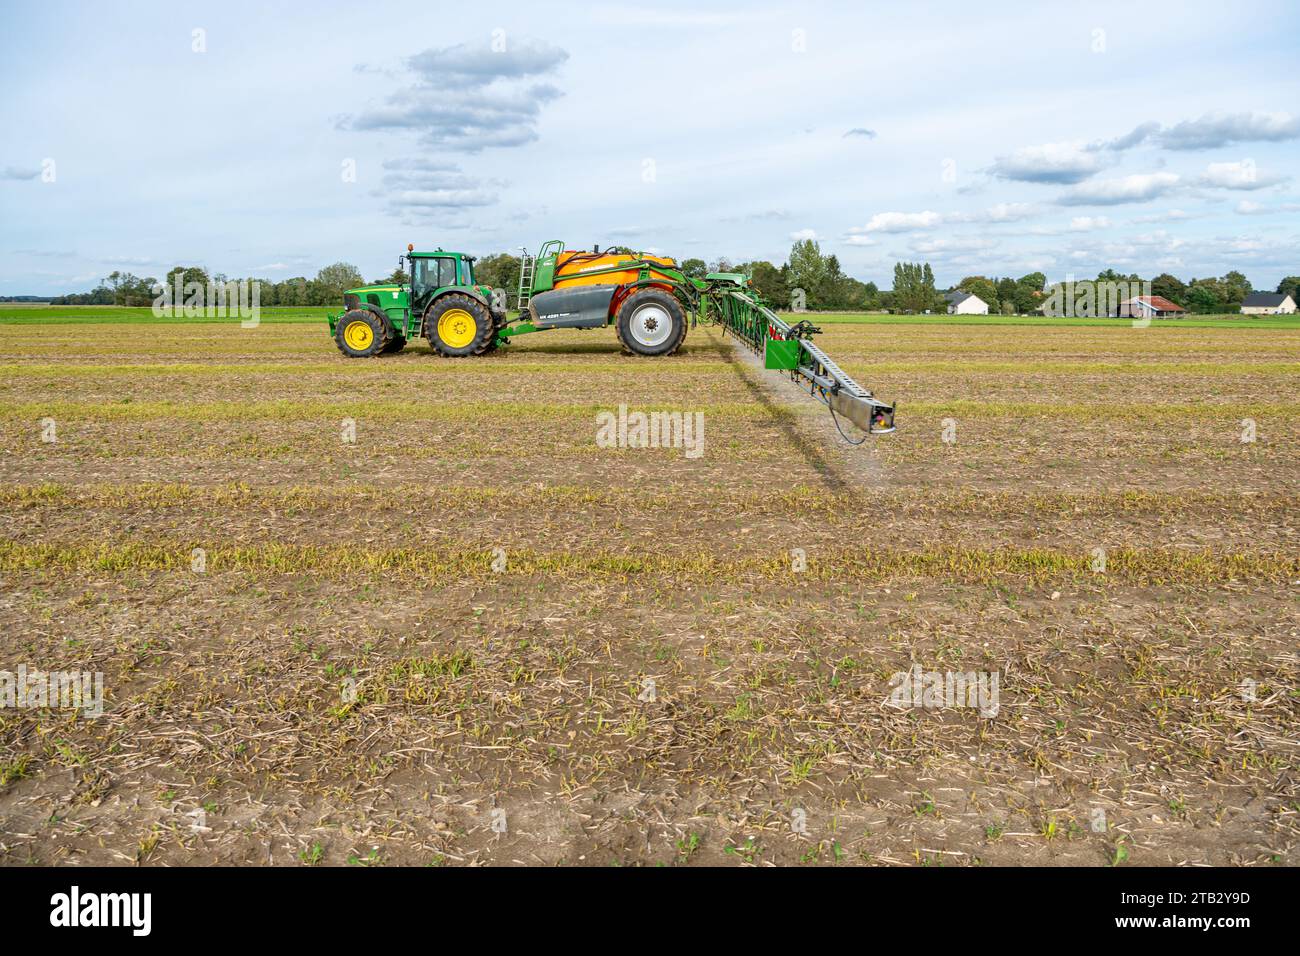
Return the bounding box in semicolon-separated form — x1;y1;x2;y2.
0;307;1296;867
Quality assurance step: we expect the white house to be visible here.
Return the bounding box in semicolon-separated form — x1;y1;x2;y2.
1240;292;1296;315
945;290;988;315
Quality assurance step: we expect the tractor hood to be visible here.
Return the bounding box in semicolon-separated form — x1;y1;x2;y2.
345;284;405;298
343;285;408;308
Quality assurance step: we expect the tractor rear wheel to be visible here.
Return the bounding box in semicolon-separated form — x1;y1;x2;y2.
425;294;494;357
335;309;389;358
615;288;687;356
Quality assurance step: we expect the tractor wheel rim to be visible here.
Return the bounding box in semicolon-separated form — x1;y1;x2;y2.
344;320;373;350
438;308;477;349
630;304;672;347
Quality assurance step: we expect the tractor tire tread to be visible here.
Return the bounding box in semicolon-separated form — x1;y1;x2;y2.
334;308;391;358
615;288;687;357
425;293;493;358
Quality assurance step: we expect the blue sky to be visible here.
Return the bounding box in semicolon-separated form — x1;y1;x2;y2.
2;0;1298;294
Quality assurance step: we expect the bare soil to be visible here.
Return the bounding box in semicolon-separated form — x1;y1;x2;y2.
0;319;1295;867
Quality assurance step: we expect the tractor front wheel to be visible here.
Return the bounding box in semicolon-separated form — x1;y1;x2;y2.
335;309;389;358
615;289;687;356
425;295;494;357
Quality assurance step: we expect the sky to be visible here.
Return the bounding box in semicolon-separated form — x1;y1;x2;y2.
2;0;1298;295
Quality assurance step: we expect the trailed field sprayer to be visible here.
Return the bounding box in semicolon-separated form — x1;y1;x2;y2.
328;241;896;436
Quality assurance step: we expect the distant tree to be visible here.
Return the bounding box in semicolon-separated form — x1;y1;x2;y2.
924;263;939;311
788;239;828;307
996;277;1018;311
892;261;939;313
164;265;211;298
276;277;309;307
861;280;881;310
1150;272;1187;305
822;253;847;306
1011;281;1041;315
473;253;520;297
958;275;999;311
745;260;787;307
1185;279;1226;314
304;279;331;305
1095;268;1135;285
680;258;708;279
1009;272;1046;314
52;285;113;305
1219;270;1251;307
315;262;364;299
104;271;159;307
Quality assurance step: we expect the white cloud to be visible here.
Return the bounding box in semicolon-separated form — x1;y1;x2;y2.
1069;216;1112;231
99;255;159;266
909;237;998;255
391;188;498;209
852;210;945;233
1233;198;1300;216
405;41;568;90
843;204;1039;250
376;159;501;215
343;40;568;152
1058;172;1180;206
1221;237;1267;256
1094;113;1300;152
1156;111;1300;150
789;228;819;241
982;202;1039;222
1096;121;1161;151
1132;209;1194;223
1199;160;1287;191
988;142;1109;184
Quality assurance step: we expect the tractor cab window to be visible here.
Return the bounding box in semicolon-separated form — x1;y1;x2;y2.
414;257;459;292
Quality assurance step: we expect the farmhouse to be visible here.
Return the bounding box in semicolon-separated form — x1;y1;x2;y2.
1117;295;1185;319
945;290;989;315
1239;292;1296;315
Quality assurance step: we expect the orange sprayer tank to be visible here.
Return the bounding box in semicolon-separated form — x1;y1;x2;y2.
552;249;679;289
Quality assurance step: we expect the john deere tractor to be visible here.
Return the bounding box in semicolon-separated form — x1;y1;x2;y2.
329;245;506;358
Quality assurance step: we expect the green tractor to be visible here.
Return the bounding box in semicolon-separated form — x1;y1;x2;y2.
329;245;506;358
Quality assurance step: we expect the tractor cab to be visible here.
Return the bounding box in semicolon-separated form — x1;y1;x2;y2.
407;249;477;315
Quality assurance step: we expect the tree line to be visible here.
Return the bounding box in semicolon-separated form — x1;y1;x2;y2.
46;244;1299;315
49;262;386;307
